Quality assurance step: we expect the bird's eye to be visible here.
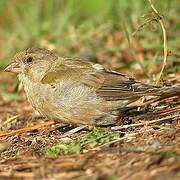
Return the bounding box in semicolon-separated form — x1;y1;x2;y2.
26;57;33;63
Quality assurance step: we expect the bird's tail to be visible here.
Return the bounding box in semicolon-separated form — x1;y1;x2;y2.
157;85;180;98
126;85;180;108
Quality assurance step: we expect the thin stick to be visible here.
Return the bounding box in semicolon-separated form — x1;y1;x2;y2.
148;0;168;85
0;115;20;129
0;120;56;138
60;125;87;137
123;22;149;78
91;133;138;151
111;114;179;130
132;18;157;37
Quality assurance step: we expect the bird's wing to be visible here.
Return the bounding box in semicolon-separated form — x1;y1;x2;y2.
41;57;159;101
41;58;93;84
81;69;159;101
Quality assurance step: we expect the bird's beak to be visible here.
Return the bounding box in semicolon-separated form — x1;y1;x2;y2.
4;62;22;74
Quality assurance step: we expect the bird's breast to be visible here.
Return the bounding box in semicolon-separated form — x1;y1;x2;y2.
18;74;105;124
18;74;51;114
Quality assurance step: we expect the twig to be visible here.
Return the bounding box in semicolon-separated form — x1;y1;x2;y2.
60;125;88;137
0;120;56;138
135;105;180;121
90;133;138;151
123;22;149;78
111;113;179;130
132;18;157;37
0;115;20;129
148;0;168;85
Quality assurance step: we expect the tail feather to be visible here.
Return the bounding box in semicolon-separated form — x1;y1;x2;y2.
157;85;180;98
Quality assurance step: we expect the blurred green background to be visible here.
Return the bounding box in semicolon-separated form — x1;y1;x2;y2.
0;0;179;76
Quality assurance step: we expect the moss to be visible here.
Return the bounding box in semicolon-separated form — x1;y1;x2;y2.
45;128;120;157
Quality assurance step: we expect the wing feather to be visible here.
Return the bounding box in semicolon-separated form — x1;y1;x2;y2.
81;70;159;101
40;57;159;101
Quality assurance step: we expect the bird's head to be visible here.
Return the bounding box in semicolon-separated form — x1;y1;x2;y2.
4;47;58;80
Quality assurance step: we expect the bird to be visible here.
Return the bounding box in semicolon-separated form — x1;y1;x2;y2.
4;47;180;125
